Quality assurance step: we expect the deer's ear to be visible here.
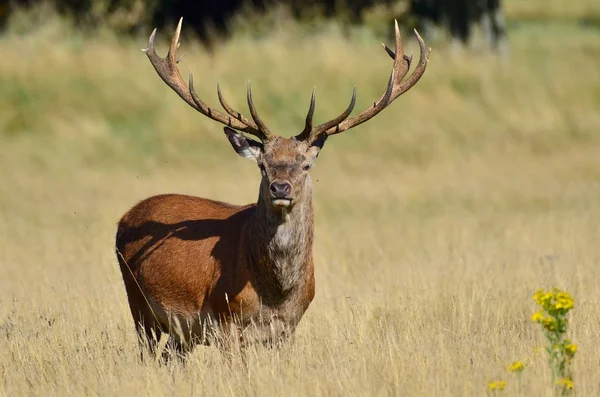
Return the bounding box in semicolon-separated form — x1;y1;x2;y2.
224;127;263;161
307;145;321;162
308;136;326;161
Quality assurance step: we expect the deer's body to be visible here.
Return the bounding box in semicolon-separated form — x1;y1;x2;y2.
116;17;429;355
117;192;315;347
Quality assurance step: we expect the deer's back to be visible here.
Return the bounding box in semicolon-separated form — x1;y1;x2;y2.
116;194;255;318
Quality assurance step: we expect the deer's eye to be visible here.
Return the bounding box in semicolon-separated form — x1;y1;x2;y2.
303;164;311;171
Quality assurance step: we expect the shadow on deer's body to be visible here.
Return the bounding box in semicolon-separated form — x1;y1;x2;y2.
115;17;430;356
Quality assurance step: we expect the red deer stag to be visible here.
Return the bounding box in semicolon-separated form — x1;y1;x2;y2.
116;18;430;354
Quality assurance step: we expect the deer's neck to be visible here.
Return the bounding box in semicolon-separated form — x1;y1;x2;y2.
245;179;314;303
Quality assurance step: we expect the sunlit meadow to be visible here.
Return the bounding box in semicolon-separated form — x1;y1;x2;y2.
1;1;600;395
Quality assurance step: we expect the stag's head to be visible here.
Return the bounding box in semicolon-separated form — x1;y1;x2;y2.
143;18;430;210
225;131;320;209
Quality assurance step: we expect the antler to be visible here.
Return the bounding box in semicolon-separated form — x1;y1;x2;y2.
143;18;273;142
297;20;431;144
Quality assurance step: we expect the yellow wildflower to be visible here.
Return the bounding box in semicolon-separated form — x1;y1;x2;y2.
531;311;544;322
534;288;562;310
541;317;557;331
556;378;574;389
488;381;506;390
506;361;525;373
565;343;577;357
555;292;574;310
533;289;545;304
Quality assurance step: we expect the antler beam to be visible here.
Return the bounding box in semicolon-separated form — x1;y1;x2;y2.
143;18;273;142
296;20;431;144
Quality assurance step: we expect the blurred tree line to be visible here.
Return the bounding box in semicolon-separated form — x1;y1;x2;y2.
0;0;400;37
0;0;505;50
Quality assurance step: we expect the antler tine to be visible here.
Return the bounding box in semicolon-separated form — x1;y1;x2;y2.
143;17;273;141
247;82;274;140
143;19;198;110
217;82;259;130
383;44;413;71
392;29;430;98
306;87;357;141
167;17;182;65
312;20;429;141
296;87;316;141
382;43;396;59
391;20;411;85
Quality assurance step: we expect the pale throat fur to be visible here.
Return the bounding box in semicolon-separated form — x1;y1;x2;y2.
244;173;314;305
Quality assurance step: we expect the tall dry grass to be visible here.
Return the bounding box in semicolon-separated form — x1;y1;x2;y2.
1;4;599;396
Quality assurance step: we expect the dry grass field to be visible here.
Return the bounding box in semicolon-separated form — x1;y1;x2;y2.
1;2;599;396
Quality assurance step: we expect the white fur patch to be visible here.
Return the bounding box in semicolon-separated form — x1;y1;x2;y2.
272;199;291;207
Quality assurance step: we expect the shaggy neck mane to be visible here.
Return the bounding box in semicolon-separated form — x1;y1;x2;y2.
245;179;314;304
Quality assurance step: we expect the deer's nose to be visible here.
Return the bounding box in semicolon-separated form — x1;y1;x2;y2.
269;181;292;199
